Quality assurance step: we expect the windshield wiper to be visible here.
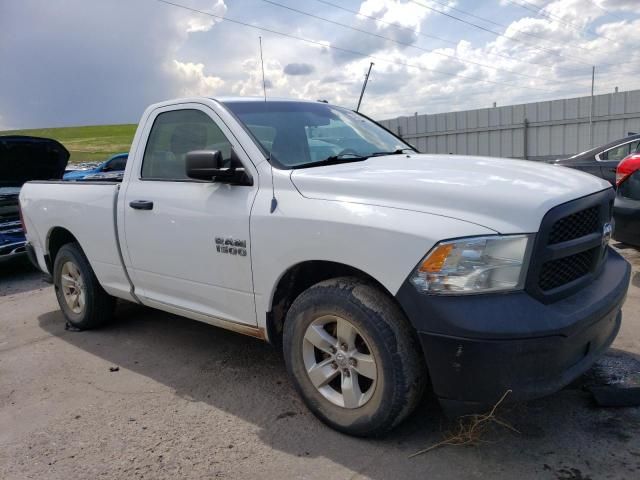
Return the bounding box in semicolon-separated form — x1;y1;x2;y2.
303;153;369;168
295;148;414;169
369;148;414;157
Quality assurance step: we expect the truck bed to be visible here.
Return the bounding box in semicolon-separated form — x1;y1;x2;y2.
19;181;134;300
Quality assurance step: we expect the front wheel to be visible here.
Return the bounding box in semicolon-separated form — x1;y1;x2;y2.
283;277;426;437
53;242;115;330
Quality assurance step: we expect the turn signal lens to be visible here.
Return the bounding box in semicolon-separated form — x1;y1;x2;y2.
418;244;453;273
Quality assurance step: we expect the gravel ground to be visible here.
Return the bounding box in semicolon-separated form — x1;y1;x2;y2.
1;247;639;480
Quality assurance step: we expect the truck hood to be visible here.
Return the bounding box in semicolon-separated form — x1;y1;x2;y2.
0;136;70;187
290;154;612;233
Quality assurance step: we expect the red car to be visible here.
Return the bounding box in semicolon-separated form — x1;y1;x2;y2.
614;153;640;247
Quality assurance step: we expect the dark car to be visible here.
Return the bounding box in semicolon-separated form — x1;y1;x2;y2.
0;135;69;263
551;134;640;185
614;153;640;247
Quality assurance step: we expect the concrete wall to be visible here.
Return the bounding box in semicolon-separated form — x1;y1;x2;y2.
378;89;640;161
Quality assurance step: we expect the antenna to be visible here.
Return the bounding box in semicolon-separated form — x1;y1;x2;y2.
259;36;278;214
356;62;374;112
259;36;268;103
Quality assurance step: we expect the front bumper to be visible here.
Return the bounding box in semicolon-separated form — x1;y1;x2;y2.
395;248;630;414
0;240;27;263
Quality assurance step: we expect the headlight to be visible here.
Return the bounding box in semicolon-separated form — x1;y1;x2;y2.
410;235;533;294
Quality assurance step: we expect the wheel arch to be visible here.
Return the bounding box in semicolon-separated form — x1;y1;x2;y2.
266;260;406;347
45;226;80;273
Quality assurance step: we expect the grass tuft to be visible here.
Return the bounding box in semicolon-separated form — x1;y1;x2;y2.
410;390;517;458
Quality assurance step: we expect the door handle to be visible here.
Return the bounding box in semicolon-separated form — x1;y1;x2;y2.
129;200;154;210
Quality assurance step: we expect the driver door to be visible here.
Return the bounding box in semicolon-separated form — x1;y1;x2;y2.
122;104;258;326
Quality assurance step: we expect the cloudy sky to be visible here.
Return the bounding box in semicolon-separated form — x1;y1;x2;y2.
1;0;639;129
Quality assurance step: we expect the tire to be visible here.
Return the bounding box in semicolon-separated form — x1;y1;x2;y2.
53;242;115;330
283;277;426;437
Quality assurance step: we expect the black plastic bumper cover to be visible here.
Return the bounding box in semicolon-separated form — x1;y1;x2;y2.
25;242;39;269
395;248;630;413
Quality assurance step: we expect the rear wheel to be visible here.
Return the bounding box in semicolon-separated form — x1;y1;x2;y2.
283;277;426;437
53;243;115;329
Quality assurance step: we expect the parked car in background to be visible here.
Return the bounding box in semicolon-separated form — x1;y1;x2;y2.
82;170;126;181
1;135;69;263
63;153;127;181
64;161;100;175
550;134;640;185
614;153;640;247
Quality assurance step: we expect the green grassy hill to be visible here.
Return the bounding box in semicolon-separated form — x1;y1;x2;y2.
0;124;137;163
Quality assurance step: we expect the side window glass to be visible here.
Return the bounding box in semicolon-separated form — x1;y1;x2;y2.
604;143;630;162
142;109;232;180
630;141;640;154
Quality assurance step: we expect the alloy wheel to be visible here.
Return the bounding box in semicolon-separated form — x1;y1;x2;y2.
60;261;86;314
302;315;378;409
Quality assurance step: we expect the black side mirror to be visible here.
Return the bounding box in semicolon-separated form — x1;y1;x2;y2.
185;150;223;180
185;149;252;185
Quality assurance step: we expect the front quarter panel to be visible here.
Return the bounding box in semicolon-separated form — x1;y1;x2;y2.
251;166;497;324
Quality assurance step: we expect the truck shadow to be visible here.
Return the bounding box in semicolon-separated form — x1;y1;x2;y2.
37;303;640;479
0;257;47;296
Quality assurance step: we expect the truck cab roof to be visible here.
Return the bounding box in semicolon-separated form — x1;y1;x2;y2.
213;96;325;104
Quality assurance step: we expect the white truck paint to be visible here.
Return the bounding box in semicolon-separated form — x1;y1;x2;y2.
19;97;628;435
20;96;612;334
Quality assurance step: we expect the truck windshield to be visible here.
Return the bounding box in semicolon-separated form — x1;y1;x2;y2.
223;101;414;169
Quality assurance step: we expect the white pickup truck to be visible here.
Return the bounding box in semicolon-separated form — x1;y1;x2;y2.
20;97;630;436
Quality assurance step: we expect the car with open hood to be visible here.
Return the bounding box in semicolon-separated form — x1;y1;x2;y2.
1;135;69;263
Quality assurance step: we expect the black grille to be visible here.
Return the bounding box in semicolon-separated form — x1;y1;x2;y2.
538;248;597;291
526;189;614;302
547;206;599;244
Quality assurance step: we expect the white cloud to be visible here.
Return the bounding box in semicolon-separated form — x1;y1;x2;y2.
329;0;436;63
231;58;289;96
359;0;430;30
182;0;227;32
0;0;230;128
1;0;639;128
171;60;225;96
542;0;601;28
339;0;640;119
598;0;640;11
